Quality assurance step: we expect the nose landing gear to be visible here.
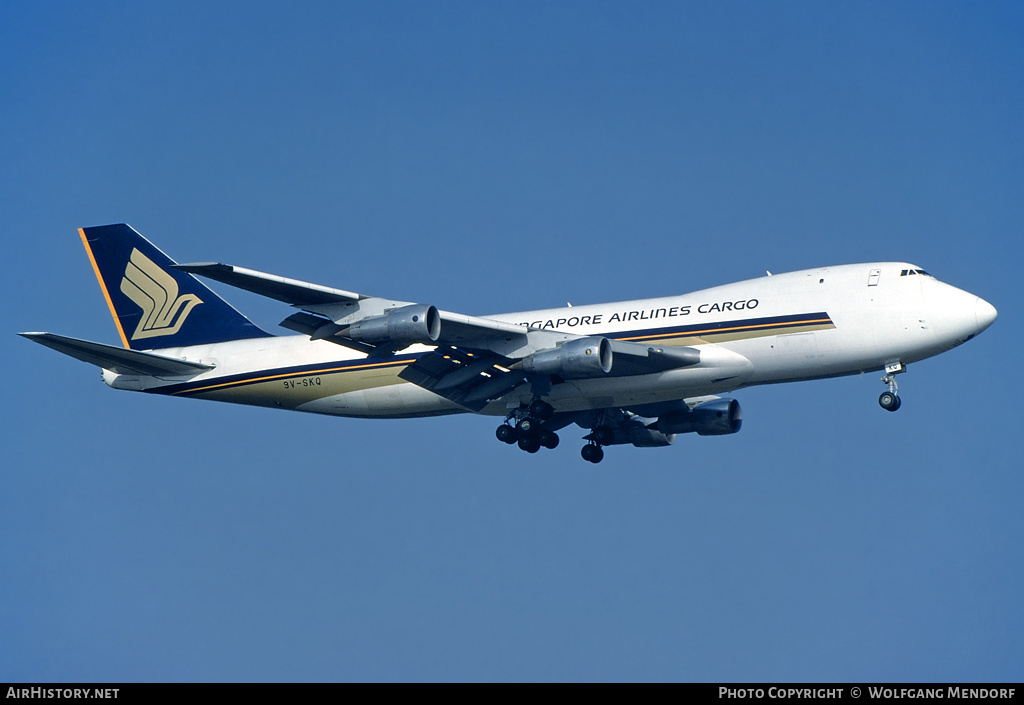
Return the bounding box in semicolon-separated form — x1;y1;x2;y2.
879;391;901;411
879;362;904;412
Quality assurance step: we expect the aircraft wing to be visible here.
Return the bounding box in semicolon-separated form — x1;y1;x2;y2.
178;261;537;352
180;261;706;407
178;261;531;346
398;340;703;410
398;346;526;412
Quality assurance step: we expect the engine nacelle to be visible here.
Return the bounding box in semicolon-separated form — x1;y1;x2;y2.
522;337;613;378
594;423;675;447
344;304;441;347
656;398;743;436
626;427;676;447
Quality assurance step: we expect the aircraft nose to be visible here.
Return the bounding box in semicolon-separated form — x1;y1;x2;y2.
926;281;996;347
975;296;998;333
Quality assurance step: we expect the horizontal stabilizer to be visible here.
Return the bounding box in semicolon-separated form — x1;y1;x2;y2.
19;332;214;376
175;262;362;306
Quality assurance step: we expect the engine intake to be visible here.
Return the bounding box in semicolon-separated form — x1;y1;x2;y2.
343;304;441;347
655;398;743;436
522;337;613;378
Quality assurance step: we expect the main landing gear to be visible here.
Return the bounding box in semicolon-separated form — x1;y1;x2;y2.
581;443;604;463
495;401;617;463
580;425;614;464
879;362;904;412
495;399;559;454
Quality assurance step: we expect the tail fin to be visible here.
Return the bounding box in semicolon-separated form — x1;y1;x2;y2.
80;224;271;350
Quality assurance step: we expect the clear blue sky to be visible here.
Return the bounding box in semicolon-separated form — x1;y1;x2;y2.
2;1;1021;682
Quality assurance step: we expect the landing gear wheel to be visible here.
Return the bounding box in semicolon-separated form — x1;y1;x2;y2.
538;430;559;449
496;424;519;444
590;426;615;445
581;444;604;463
879;391;902;412
518;436;541;453
529;399;554;420
516;417;538;435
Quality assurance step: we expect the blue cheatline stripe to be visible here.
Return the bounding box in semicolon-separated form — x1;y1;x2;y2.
613;312;833;342
148;311;834;396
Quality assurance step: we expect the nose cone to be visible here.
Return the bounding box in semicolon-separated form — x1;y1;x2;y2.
975;297;998;333
924;281;996;351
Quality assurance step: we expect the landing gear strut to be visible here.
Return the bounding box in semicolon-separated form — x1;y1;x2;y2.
879;362;904;412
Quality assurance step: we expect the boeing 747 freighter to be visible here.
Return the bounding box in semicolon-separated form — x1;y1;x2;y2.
21;224;997;462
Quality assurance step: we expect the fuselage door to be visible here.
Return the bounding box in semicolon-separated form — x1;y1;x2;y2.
868;268;881;286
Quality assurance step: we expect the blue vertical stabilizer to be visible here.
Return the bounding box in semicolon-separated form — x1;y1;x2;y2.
80;224;271;350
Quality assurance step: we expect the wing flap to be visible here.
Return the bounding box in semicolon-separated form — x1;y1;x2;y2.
19;332;214;376
398;346;526;412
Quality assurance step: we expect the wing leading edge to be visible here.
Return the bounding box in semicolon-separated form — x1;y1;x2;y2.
177;261;533;353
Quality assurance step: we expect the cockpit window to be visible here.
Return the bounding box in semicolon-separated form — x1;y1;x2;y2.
900;269;932;277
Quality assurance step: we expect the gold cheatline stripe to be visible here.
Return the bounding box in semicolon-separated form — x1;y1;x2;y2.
79;228;130;349
176;358;416;395
616;317;833;342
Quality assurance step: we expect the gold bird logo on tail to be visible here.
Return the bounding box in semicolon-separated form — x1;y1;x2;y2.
120;248;203;340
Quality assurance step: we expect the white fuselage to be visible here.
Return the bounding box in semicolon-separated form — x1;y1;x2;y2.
103;263;997;418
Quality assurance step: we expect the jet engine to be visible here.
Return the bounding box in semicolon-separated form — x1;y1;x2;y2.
521;337;613;378
343;304;441;347
655;398;743;436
